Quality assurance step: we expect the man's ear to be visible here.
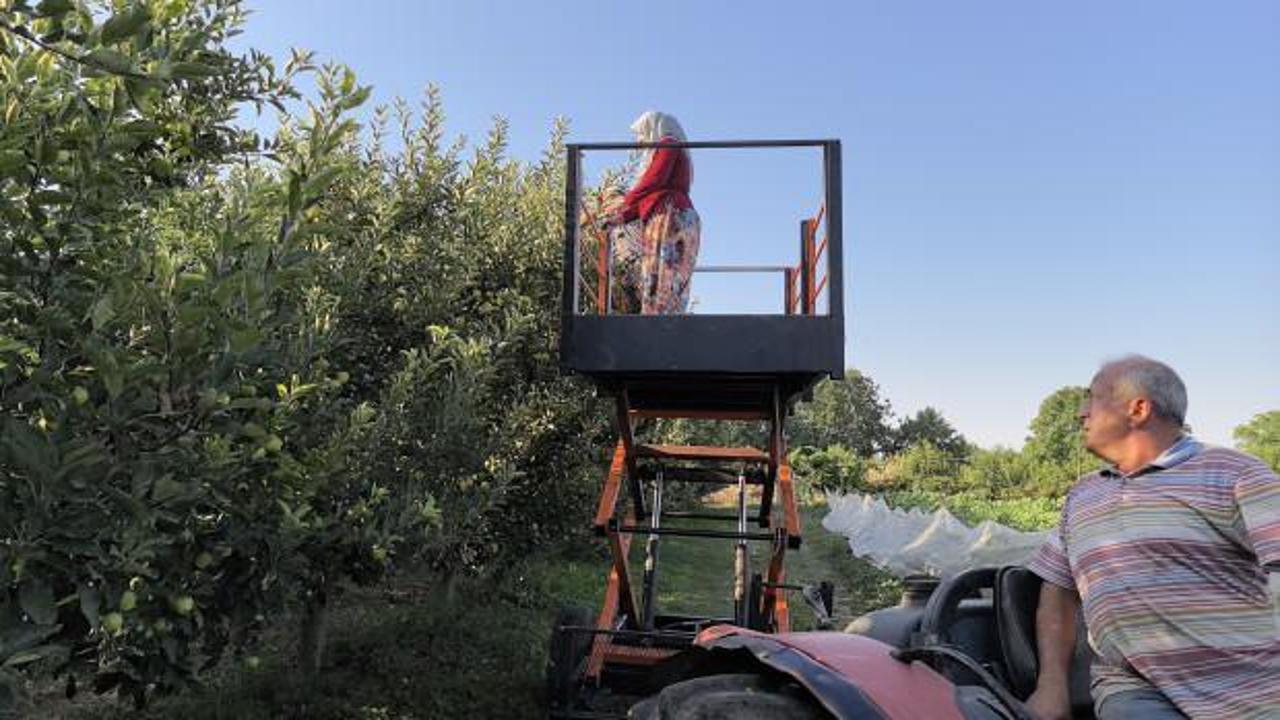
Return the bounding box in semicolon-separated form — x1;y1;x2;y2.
1127;396;1154;426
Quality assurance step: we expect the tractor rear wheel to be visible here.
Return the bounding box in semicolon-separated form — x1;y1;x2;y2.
629;673;829;719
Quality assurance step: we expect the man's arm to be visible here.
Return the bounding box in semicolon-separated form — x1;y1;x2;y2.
1024;582;1080;720
1233;459;1280;636
1270;573;1279;635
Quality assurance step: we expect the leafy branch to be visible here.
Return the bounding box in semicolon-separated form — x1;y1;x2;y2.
0;16;155;80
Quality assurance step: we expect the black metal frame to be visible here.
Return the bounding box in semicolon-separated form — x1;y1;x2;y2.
559;140;844;385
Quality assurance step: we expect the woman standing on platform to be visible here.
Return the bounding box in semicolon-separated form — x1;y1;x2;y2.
605;111;701;315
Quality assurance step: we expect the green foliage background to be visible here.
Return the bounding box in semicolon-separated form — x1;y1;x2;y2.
1234;411;1280;472
0;0;608;710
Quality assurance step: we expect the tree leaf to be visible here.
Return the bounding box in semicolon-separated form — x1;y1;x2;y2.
3;644;69;668
302;166;343;199
18;580;56;626
338;85;371;112
33;190;72;206
77;585;100;629
229;327;260;353
169;61;223;79
97;353;124;400
35;0;75;18
83;48;134;75
0;151;26;177
90;295;114;330
2;419;52;481
100;5;151;45
0;622;61;662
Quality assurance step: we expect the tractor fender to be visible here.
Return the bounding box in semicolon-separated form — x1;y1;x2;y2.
690;626;974;720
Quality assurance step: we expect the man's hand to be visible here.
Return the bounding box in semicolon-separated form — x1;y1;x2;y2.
1025;682;1072;720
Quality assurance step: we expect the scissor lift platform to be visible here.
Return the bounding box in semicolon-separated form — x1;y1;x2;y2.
549;140;844;718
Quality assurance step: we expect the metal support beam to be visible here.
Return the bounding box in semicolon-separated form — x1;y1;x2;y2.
733;471;750;626
612;523;774;542
640;470;663;630
784;267;796;315
615;389;645;521
800;219;815;316
762;528;791;633
592;440;627;533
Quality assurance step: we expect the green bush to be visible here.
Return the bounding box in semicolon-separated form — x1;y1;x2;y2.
1;2;345;705
0;2;607;710
882;490;1062;531
791;445;869;498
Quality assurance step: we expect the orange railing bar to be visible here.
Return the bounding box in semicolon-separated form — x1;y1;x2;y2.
811;276;827;305
579;202;611;313
784;202;829;315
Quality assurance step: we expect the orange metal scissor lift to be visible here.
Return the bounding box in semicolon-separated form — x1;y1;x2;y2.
550;140;844;718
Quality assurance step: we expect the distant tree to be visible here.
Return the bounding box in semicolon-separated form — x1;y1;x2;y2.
790;371;894;456
891;440;959;490
1024;387;1092;465
1234;411;1280;472
892;407;969;458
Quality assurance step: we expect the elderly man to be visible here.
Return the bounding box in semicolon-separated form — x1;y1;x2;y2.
1024;356;1279;720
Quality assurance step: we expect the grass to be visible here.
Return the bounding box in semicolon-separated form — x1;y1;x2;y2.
49;555;606;720
40;500;898;719
641;497;901;628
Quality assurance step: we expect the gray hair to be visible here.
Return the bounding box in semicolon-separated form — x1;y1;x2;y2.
1097;354;1188;425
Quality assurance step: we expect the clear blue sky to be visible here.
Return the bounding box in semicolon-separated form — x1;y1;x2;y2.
236;1;1278;449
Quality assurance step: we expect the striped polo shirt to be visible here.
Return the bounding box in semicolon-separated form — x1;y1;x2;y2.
1027;436;1280;719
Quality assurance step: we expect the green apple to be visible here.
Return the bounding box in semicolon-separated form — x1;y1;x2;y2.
119;591;137;612
102;612;124;635
170;595;195;616
72;387;90;405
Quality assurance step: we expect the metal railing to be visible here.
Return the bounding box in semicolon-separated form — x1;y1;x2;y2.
562;140;843;319
785;201;828;315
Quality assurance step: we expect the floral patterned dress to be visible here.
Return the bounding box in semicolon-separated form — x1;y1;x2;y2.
608;204;700;314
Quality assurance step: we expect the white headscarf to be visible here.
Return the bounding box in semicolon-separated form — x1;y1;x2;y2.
630;111;690;180
630;110;687;144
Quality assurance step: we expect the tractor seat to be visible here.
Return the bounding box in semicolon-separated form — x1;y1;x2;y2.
994;566;1096;719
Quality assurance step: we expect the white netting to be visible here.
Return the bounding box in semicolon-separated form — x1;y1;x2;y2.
821;492;1051;578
